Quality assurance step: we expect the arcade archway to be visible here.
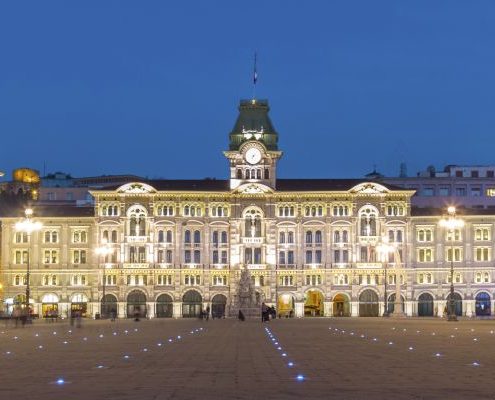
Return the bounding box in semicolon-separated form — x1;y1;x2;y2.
359;289;379;317
333;293;350;317
277;294;295;318
156;293;173;318
417;293;434;316
304;290;324;317
127;290;147;318
182;290;202;318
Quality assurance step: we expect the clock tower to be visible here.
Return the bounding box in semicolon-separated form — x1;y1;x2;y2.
224;99;282;190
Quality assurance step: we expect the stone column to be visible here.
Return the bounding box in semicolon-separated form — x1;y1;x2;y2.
295;301;304;318
118;301;126;318
323;301;332;317
147;302;155;318
405;300;414;317
351;301;359;317
173;302;182;318
465;300;474;317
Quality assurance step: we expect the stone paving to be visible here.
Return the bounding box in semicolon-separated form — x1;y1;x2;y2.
1;317;494;399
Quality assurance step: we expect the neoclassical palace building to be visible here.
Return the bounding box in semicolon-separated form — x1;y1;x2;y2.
2;99;495;319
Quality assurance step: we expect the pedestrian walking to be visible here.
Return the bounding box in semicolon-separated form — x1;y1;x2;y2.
205;305;210;321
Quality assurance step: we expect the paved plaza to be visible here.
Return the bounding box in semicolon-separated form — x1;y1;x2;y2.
1;317;494;399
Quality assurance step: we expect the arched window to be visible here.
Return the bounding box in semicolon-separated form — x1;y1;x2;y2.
212;231;219;244
264;169;269;179
166;230;172;243
306;231;313;244
288;231;294;243
342;230;348;243
334;231;341;243
128;206;147;236
243;208;263;238
315;230;322;244
193;230;201;243
397;230;403;242
359;206;378;236
237;169;242;179
221;231;227;243
158;230;164;243
279;232;286;244
184;230;191;243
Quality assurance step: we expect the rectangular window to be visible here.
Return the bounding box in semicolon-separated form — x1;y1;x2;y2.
438;187;450;196
471;187;481;197
446;248;462;262
455;187;466;196
422;188;434;196
418;248;433;262
193;250;201;264
475;248;490;262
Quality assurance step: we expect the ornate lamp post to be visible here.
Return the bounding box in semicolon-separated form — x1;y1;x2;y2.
15;208;42;319
377;238;405;317
95;240;113;319
439;206;464;322
377;239;393;317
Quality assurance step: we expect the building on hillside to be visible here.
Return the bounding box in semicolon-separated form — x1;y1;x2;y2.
1;99;494;319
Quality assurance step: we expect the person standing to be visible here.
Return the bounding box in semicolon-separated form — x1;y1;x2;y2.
205;305;210;321
261;302;268;322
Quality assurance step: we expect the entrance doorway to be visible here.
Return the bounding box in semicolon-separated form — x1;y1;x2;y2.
127;290;147;318
41;293;59;318
277;294;295;318
211;294;227;319
417;293;434;316
333;293;350;317
71;294;88;317
359;289;379;317
182;290;202;318
304;290;324;316
101;294;118;318
386;293;405;314
156;293;173;318
446;292;463;316
475;292;491;316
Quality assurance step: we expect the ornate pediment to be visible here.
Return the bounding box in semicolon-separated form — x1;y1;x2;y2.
349;182;389;195
117;182;156;194
233;182;273;195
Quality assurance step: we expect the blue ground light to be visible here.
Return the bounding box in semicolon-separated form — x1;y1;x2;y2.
56;378;65;385
296;374;305;382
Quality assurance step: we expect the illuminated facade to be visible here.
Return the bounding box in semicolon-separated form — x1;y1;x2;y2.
1;99;495;318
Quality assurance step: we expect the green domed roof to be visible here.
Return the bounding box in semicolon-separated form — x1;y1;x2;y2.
229;99;278;151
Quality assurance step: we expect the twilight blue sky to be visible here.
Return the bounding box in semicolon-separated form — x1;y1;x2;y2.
1;1;494;180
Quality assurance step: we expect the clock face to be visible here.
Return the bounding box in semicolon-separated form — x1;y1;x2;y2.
245;148;262;164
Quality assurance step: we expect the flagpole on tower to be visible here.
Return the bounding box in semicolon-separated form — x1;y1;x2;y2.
252;51;258;101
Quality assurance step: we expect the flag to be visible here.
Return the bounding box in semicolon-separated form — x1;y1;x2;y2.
253;52;258;84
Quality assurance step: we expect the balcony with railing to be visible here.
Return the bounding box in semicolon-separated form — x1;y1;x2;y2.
242;237;264;245
123;263;149;269
126;236;148;243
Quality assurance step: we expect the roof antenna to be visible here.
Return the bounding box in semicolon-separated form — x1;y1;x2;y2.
252;51;258;103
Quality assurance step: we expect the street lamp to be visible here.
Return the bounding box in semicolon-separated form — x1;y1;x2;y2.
377;239;393;317
95;240;113;319
439;206;464;322
377;238;405;317
15;208;42;319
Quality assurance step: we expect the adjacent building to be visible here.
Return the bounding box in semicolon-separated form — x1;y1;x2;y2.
1;99;494;319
